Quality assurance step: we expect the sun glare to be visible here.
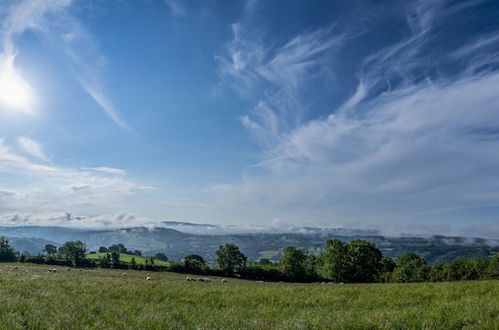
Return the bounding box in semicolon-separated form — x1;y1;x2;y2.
0;55;35;113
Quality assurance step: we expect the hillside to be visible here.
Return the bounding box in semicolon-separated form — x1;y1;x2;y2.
1;225;498;264
0;263;497;329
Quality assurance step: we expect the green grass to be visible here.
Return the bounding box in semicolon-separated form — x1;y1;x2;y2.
0;263;498;329
86;253;170;266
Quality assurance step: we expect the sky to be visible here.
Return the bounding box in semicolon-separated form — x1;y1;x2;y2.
0;0;499;237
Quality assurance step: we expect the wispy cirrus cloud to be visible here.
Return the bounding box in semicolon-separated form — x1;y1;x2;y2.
0;0;132;131
213;0;499;235
218;19;343;146
17;136;49;162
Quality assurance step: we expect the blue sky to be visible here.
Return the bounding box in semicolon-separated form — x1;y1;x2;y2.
0;0;499;237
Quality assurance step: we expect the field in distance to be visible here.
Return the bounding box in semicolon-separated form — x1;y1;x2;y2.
85;253;170;266
0;263;497;329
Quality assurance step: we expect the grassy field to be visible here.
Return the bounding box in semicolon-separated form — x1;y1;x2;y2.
86;253;170;266
0;263;497;329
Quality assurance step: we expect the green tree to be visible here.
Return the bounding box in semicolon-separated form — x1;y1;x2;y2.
133;250;142;256
61;240;87;266
109;243;128;254
98;246;109;253
318;239;350;282
280;247;307;281
215;243;247;275
0;237;17;262
110;251;121;267
184;254;205;270
154;252;168;262
130;257;137;269
429;264;445;282
257;258;273;265
98;253;111;268
393;253;430;282
184;254;205;265
486;254;499;279
443;259;480;281
44;244;57;256
346;240;383;283
380;256;396;273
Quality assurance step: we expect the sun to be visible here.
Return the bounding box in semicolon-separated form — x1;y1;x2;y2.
0;54;34;113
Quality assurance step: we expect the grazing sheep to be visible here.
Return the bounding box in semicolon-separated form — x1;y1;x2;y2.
122;272;127;276
339;282;344;285
67;268;71;271
146;276;151;281
221;279;228;283
186;276;194;281
256;281;264;284
78;269;83;272
197;278;212;282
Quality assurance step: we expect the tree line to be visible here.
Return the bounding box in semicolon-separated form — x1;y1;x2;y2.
1;236;498;283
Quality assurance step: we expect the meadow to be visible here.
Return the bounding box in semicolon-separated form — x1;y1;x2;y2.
0;263;497;329
85;253;170;266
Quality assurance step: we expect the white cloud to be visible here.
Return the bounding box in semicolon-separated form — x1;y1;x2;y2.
0;138;145;215
17;136;48;162
0;212;160;229
85;167;126;176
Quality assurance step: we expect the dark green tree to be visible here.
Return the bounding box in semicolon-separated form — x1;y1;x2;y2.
98;253;111;268
486;254;499;279
130;257;137;269
443;259;481;281
215;243;247;275
0;237;17;262
61;240;87;266
257;258;273;265
44;244;57;256
280;247;307;281
184;254;205;265
110;251;121;267
393;253;430;282
429;264;445;282
109;243;128;254
345;240;383;283
380;256;396;273
98;246;109;253
318;239;350;282
154;252;168;262
133;250;142;256
184;254;205;270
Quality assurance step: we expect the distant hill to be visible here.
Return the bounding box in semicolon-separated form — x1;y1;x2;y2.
3;236;58;255
1;225;498;264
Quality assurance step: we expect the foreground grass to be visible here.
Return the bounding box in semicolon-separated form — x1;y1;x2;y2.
86;253;170;266
0;264;497;329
